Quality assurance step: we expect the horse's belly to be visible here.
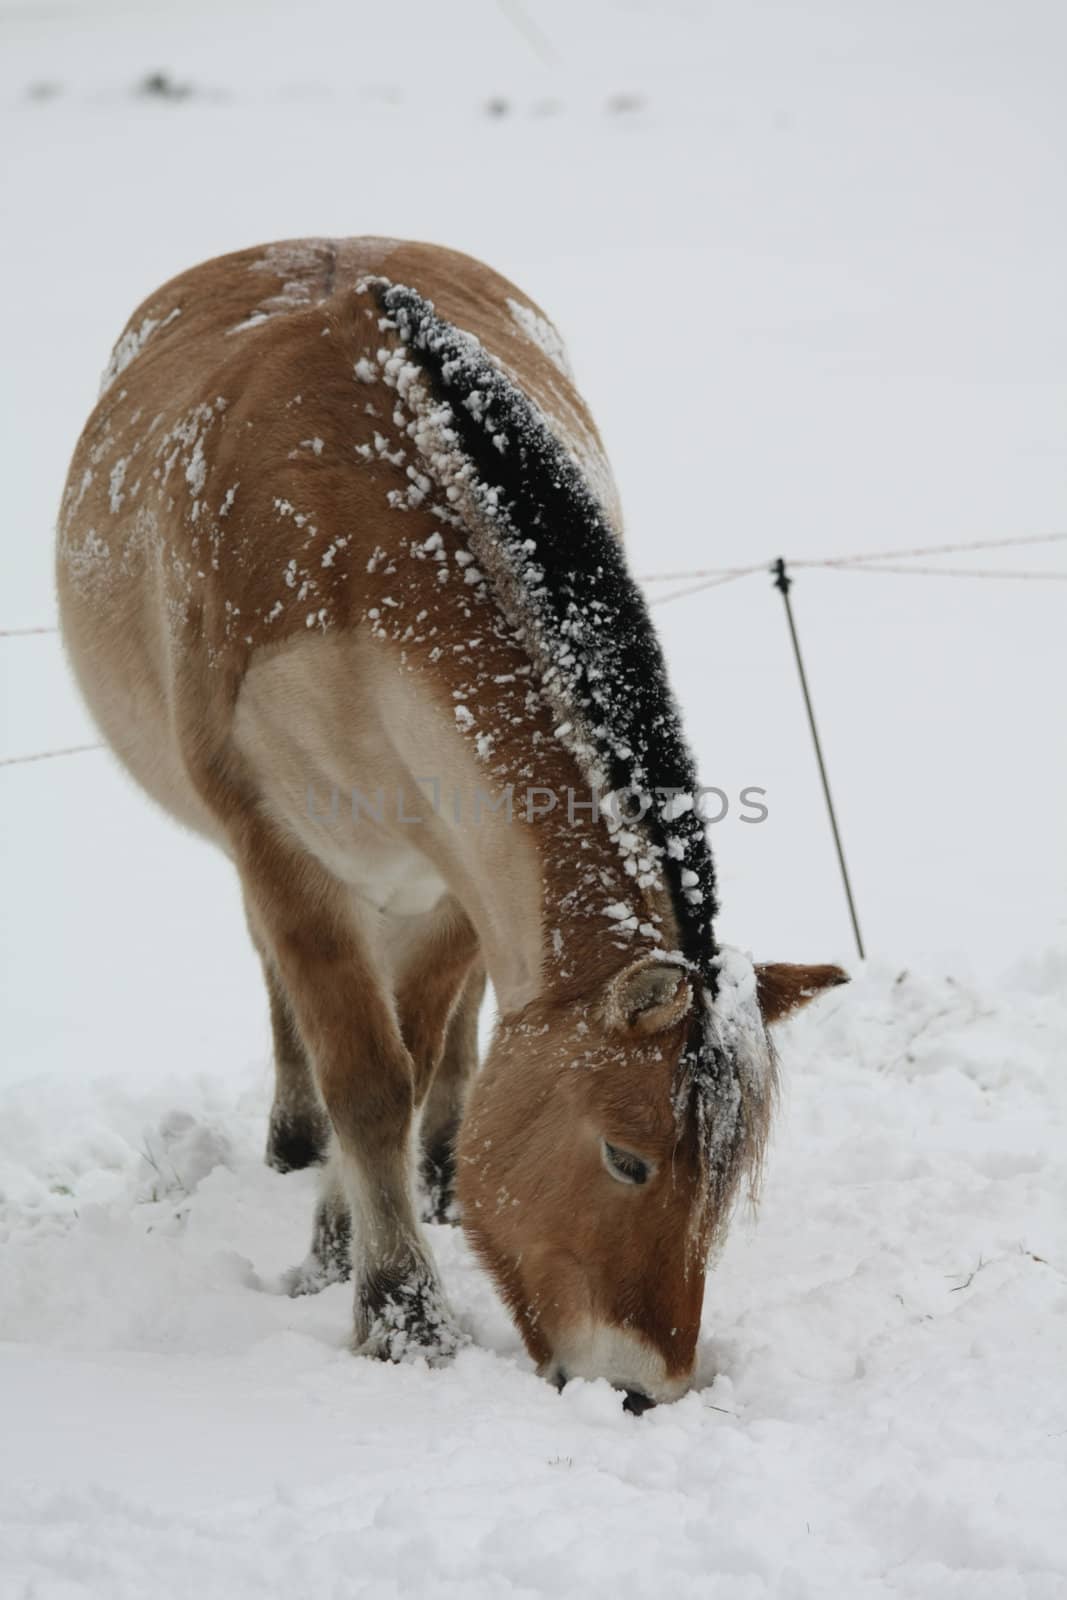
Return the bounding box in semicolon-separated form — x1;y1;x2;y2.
232;630;450;915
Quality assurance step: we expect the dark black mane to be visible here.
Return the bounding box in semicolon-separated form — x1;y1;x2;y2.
374;280;721;993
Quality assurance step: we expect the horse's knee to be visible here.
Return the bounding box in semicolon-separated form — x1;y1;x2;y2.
318;1047;415;1159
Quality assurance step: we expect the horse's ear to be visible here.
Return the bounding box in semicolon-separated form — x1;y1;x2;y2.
603;959;692;1037
755;963;848;1026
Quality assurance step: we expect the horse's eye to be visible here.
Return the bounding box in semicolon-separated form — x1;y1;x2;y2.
602;1139;650;1186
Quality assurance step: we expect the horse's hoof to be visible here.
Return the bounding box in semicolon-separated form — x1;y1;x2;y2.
355;1271;467;1365
265;1112;329;1173
281;1253;351;1297
418;1137;459;1225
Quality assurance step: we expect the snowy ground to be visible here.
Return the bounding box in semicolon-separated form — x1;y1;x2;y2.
2;1;1066;1595
3;960;1066;1597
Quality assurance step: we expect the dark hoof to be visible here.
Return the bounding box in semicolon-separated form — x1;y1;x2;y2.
357;1265;467;1364
419;1133;458;1224
266;1111;329;1173
623;1389;656;1416
283;1252;350;1297
283;1193;351;1294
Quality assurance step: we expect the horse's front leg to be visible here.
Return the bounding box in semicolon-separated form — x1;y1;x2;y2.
238;827;464;1362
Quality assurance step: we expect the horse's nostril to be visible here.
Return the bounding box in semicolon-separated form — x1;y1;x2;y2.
553;1366;568;1393
622;1388;656;1416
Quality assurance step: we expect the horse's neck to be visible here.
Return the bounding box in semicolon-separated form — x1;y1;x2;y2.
407;667;676;1019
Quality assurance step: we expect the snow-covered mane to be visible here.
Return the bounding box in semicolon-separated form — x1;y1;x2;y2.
374;281;718;978
374;279;775;1234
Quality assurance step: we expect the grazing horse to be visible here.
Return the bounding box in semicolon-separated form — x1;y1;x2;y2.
57;238;845;1407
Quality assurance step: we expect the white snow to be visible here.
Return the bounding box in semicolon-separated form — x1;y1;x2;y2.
3;0;1067;1593
506;295;574;379
225;310;271;335
1;960;1065;1597
185;434;207;496
604;900;635;921
107;455;127;514
320;537;347;568
662;792;694;821
99;307;180;395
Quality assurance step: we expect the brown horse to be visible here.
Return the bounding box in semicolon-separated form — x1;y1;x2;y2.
57;238;845;1409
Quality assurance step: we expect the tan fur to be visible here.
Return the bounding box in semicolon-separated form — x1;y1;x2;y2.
58;237;845;1397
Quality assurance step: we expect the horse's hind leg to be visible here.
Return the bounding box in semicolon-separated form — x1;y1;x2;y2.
264;963;331;1172
419;961;486;1222
247;905;331;1172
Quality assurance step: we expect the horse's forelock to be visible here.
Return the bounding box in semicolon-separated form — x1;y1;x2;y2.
676;959;779;1253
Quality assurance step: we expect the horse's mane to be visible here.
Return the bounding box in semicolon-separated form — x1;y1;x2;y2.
372;280;774;1241
373;280;719;984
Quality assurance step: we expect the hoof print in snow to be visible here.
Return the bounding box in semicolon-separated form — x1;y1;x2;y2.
356;1270;467;1366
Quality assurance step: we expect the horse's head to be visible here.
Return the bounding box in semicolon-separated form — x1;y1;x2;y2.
457;953;846;1408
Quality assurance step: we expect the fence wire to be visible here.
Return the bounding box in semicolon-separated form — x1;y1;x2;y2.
4;530;1064;767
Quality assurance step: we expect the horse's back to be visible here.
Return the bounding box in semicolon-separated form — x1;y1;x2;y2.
57;236;618;841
